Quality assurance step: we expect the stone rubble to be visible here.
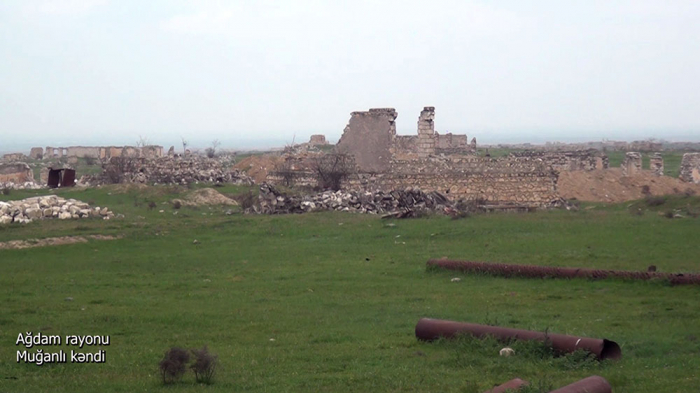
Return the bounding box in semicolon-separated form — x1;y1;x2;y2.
0;195;115;225
255;182;455;217
0;181;45;190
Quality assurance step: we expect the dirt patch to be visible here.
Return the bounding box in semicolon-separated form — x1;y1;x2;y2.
107;183;150;194
172;188;238;207
558;169;700;202
0;235;120;250
233;155;281;184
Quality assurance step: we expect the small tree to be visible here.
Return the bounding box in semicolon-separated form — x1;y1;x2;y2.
159;347;190;384
136;135;150;147
205;140;221;158
103;156;142;184
181;137;189;154
311;153;355;191
273;159;299;187
190;346;217;384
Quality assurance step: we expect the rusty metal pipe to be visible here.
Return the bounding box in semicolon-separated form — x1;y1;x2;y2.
427;259;700;286
483;378;529;393
550;376;612;393
415;318;621;360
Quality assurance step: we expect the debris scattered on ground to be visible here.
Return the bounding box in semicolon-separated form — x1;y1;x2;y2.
0;234;120;249
0;196;115;224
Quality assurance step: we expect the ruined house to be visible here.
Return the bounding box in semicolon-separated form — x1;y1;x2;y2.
309;135;329;145
0;163;34;183
273;106;559;208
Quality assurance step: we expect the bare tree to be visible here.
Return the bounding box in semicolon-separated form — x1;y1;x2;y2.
273;158;299;187
206;139;221;158
310;153;355;191
136;135;150;147
103;156;142;184
181;137;189;155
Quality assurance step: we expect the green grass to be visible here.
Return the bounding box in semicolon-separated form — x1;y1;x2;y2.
1;186;699;392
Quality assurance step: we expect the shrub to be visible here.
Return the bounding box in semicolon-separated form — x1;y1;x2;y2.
172;200;182;209
311;153;355;191
645;196;666;207
190;346;217;384
148;201;157;210
663;210;674;219
159;347;190;384
236;190;258;211
1;188;10;196
641;185;651;196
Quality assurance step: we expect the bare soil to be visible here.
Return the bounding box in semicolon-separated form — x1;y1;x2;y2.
173;188;238;206
233;155;281;183
558;168;700;202
0;235;119;250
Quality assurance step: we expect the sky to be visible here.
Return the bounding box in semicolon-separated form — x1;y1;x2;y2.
1;0;699;153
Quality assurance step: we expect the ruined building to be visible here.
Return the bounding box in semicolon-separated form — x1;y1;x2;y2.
336;107;475;172
277;106;560;208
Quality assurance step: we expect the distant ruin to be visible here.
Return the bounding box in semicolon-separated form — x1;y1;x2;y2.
28;145;164;160
621;152;642;176
308;135;328;145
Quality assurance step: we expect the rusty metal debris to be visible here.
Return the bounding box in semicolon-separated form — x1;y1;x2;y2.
47;168;76;188
427;259;700;286
550;376;612;393
415;318;621;360
483;378;529;393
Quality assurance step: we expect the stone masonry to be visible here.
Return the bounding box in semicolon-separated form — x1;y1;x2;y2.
621;152;642;176
416;107;437;157
650;153;664;176
679;153;700;184
336;108;398;172
0;163;34;184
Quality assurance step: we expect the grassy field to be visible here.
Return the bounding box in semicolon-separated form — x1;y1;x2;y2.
1;185;699;392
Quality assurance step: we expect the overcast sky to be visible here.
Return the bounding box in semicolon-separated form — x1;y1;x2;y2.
1;0;699;152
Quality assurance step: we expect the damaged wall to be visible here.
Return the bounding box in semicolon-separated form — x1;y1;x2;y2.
336;108;398;172
680;153;700;184
509;150;608;171
0;163;35;183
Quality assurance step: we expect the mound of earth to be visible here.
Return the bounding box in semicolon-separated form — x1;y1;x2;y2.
557;169;700;202
0;235;119;250
172;188;238;206
233;155;281;184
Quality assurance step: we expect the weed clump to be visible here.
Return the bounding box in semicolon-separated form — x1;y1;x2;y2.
1;188;10;196
190;346;218;384
159;347;190;384
645;196;666;207
172;200;182;210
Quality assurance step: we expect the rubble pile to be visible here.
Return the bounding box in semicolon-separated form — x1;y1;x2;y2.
84;156;255;186
256;183;453;217
0;181;44;190
0;196;115;224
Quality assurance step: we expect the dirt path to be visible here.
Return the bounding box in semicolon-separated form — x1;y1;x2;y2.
0;235;120;250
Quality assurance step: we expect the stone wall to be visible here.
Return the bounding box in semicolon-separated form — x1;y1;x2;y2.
344;156;559;207
335;108;397;172
435;133;469;155
509;150;608;171
29;147;43;159
0;163;34;183
2;153;25;162
309;135;328;145
622;152;642;176
650;153;664;176
679;153;700;184
66;146;101;158
416;107;436;157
